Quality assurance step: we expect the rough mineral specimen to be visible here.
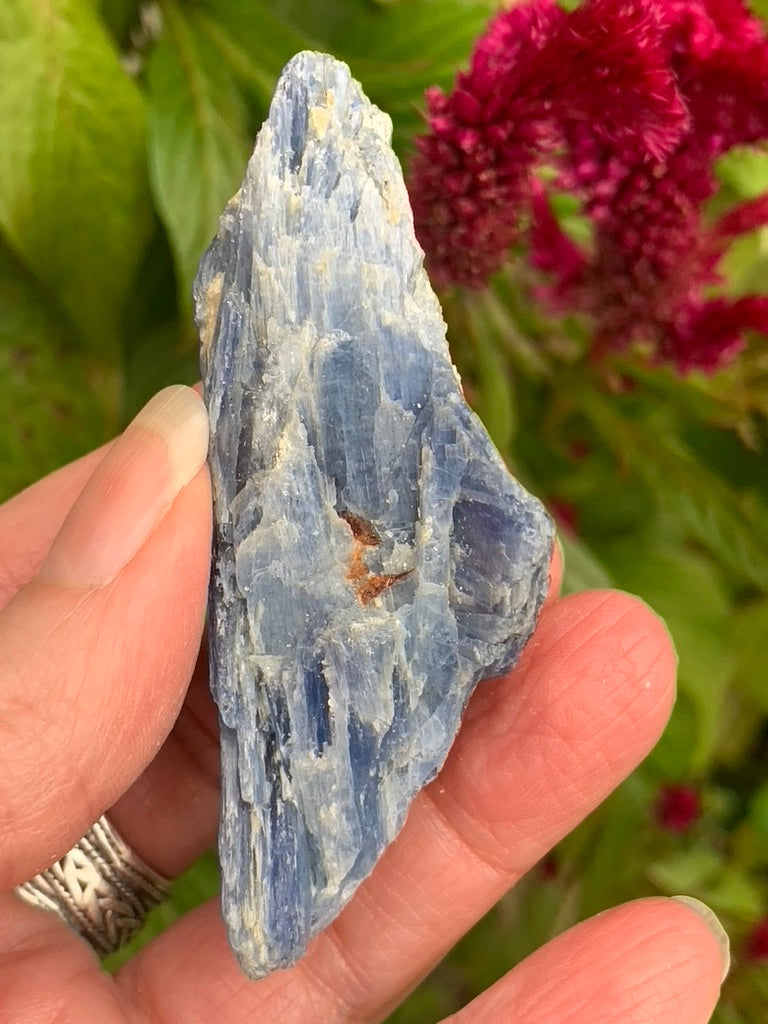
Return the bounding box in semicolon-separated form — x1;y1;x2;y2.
195;51;554;979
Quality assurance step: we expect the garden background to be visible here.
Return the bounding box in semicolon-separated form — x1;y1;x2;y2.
1;1;768;1021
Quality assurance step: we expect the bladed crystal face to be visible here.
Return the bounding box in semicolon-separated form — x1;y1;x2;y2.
194;50;554;979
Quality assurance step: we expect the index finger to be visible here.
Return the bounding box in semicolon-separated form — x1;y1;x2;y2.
0;444;110;608
0;387;210;888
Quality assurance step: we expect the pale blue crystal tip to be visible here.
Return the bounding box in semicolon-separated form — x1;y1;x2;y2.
195;50;554;978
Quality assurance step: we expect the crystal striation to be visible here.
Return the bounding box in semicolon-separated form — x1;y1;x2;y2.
195;51;554;979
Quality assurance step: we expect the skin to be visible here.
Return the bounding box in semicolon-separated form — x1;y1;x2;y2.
0;400;725;1023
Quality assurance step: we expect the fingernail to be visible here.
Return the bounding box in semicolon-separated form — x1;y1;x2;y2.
672;896;731;982
40;386;209;587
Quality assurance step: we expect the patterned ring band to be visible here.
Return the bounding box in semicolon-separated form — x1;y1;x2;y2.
14;815;172;955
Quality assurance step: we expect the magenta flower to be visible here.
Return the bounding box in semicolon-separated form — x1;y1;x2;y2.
654;783;701;832
548;499;580;538
409;0;687;289
409;0;768;373
532;0;768;372
744;917;768;962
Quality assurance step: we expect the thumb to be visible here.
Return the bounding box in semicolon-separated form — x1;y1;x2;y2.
0;386;211;888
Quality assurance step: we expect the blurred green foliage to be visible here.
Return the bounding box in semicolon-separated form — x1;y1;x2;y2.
2;1;768;1021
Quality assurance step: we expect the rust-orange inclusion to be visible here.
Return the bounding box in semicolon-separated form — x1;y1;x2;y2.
338;510;412;606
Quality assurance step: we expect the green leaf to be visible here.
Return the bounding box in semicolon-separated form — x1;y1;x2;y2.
0;0;151;353
146;0;489;311
193;0;318;111
717;147;768;199
557;777;654;920
99;0;142;45
719;227;768;298
0;239;118;501
470;321;516;453
119;225;191;421
256;0;489;67
647;692;699;779
597;542;734;772
227;0;491;155
731;600;768;715
748;784;768;843
385;982;454;1024
651;849;764;919
559;533;613;594
341;0;491;153
704;867;765;920
713;689;766;770
580;391;768;593
648;847;724;893
145;0;251;320
124;321;200;420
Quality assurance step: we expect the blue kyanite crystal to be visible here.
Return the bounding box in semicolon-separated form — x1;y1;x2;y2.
194;51;554;979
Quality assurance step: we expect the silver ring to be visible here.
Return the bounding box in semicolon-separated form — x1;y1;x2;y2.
14;815;171;955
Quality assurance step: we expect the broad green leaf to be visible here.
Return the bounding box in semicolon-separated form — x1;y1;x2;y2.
340;0;491;152
720;228;768;298
193;0;318;111
391;873;574;1024
195;0;491;159
339;0;489;68
248;0;370;51
580;391;768;593
124;321;200;420
576;474;658;539
713;689;766;771
731;600;768;715
717;148;768;199
0;240;117;501
574;779;654;918
0;0;150;353
682;416;768;504
229;0;492;154
559;533;613;594
647;692;699;779
99;0;142;45
703;867;765;920
468;320;516;453
748;784;768;843
119;225;192;422
145;0;251;320
548;778;655;923
198;0;487;153
597;542;734;772
648;847;724;893
385;982;453;1024
548;190;593;250
650;851;764;920
496;874;578;971
147;0;490;312
259;0;490;64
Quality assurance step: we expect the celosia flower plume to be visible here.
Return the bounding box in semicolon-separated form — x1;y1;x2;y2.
409;0;768;373
744;917;768;962
409;0;687;289
654;783;702;832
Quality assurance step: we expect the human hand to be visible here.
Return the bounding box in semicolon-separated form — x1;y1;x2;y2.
0;386;728;1022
